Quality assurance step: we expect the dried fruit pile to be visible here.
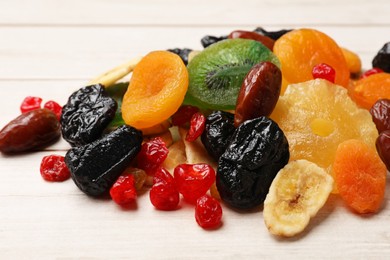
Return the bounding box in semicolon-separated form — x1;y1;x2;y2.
0;27;389;235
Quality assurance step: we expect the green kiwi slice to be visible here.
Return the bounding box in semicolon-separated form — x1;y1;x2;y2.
185;38;280;110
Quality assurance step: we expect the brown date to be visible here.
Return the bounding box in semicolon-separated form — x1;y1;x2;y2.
234;62;282;127
228;30;275;51
376;130;390;170
370;98;390;133
0;108;60;153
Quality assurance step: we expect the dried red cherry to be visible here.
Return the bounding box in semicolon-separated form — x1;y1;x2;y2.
312;63;336;83
361;68;384;79
40;155;70;182
20;96;42;113
370;99;390;133
150;168;179;210
171;105;199;126
195;195;223;229
44;100;62;121
186;112;206;142
137;137;169;175
110;173;137;206
174;163;216;203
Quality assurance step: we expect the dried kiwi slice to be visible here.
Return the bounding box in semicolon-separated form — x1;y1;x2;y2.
185;39;280;110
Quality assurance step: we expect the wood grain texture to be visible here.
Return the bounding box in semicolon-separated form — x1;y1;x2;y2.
0;0;390;259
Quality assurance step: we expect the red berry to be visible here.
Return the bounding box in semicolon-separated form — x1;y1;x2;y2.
20;96;42;113
171;105;199;126
44;100;62;121
195;195;223;229
174;163;215;203
150;168;179;210
137;137;169;175
110;174;137;206
361;67;384;79
40;155;70;182
312;63;336;83
186;112;206;142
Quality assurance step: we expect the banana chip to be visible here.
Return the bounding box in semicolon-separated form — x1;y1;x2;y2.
263;160;333;237
88;56;142;87
178;127;217;170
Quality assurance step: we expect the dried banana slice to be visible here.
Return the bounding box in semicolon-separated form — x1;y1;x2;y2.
178;127;217;169
88;56;142;87
263;159;333;237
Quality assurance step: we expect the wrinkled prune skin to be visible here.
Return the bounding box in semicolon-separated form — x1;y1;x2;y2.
65;125;142;197
61;84;117;146
370;98;390;133
253;27;292;41
201;110;235;162
372;42;390;73
201;35;228;48
167;48;193;65
216;117;289;209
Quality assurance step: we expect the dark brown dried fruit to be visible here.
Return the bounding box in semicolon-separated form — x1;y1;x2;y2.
0;108;60;153
372;42;390;73
228;30;275;51
370;98;390;133
61;84;117;146
376;130;390;170
65;125;142;197
234;62;282;127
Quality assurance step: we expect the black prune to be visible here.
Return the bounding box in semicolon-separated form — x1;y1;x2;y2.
253;27;292;41
167;48;193;65
61;84;117;146
65;125;142;197
372;42;390;73
216;116;289;209
201;110;235;162
201;35;228;48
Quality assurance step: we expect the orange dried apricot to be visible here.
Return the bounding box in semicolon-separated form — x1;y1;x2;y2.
341;47;362;76
273;28;349;88
122;51;188;129
333;139;386;214
349;72;390;110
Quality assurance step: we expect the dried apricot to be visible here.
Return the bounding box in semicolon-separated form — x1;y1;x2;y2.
349;72;390;110
122;51;188;129
274;28;349;88
341;47;362;76
333;139;386;214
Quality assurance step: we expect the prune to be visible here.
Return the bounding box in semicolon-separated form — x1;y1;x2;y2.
216;117;289;209
370;99;390;133
201;110;235;161
61;84;117;146
372;42;390;73
0;108;60;153
253;27;292;41
65;125;142;197
228;30;275;51
201;35;228;48
167;48;193;65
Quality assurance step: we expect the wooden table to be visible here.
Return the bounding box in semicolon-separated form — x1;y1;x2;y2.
1;0;389;258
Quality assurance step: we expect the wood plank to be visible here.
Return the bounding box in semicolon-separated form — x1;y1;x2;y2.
0;26;388;80
0;0;389;26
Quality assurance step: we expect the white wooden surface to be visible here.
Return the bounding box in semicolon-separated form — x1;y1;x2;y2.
1;1;390;259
